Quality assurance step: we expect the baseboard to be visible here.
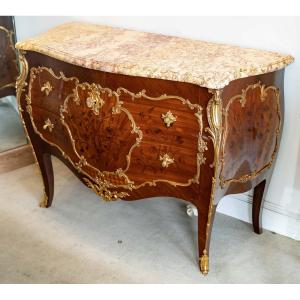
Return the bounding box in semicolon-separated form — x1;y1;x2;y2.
0;144;35;174
217;192;300;241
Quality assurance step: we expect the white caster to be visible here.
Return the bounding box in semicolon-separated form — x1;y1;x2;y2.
186;204;198;217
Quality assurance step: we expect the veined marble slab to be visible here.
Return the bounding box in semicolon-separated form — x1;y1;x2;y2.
16;22;294;89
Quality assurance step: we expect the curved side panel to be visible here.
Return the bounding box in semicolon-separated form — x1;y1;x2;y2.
220;82;281;188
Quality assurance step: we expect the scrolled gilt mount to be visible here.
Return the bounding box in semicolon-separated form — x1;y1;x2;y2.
159;153;175;168
86;89;105;115
161;111;177;127
43;118;54;132
41;81;53;96
15;22;293;276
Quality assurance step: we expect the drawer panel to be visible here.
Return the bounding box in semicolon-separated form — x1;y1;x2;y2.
26;66;207;191
28;66;78;115
127;141;199;187
121;100;200;150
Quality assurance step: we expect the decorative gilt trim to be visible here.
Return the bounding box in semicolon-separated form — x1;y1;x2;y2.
199;89;223;275
161;111;177;127
199;249;209;275
39;189;48;208
205;89;223;168
159;153;175;168
220;82;281;188
41;81;53;96
84;177;129;201
43;118;54;132
25;66;208;198
74;157;87;173
0;25;19;91
86;88;105;115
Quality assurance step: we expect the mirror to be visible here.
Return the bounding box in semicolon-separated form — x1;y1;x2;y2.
0;16;34;173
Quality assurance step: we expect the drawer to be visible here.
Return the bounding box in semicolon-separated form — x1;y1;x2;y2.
120;100;200;150
126;141;200;187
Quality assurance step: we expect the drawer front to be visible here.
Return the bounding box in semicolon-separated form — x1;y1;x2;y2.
127;141;201;188
26;67;207;193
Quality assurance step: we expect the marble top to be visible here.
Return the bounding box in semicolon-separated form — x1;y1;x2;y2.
16;22;294;89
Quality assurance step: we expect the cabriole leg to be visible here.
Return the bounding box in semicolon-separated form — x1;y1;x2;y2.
196;202;216;275
252;178;269;234
33;147;54;208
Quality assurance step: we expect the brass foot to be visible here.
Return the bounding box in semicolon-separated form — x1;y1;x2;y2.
199;250;209;275
39;190;48;208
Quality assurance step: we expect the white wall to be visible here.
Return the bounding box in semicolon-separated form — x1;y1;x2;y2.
14;16;300;240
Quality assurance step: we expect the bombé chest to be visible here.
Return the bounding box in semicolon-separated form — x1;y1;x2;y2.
15;22;294;275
